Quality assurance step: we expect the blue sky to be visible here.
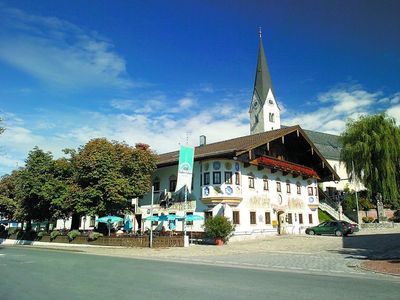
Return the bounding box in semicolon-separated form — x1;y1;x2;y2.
0;0;399;175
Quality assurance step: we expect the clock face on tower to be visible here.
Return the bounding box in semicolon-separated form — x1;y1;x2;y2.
253;100;258;108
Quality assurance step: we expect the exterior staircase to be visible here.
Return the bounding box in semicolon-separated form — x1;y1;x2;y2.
318;188;355;223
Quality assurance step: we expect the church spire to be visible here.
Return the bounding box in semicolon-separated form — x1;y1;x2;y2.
249;28;280;134
253;28;274;106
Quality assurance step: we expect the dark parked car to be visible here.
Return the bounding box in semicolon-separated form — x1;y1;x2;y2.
305;220;353;236
341;221;359;233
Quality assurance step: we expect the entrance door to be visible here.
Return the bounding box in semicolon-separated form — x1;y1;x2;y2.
135;214;142;233
277;211;285;235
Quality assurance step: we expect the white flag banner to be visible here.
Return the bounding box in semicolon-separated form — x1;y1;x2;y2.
175;145;194;193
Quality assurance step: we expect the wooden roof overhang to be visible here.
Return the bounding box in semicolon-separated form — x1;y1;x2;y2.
155;125;340;182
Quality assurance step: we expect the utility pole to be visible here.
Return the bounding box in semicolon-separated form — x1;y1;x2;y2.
183;185;187;243
149;185;154;248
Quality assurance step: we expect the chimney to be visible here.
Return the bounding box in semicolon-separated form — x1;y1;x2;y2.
199;135;206;146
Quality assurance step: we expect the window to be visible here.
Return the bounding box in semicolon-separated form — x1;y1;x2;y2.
308;187;313;196
203;172;210;185
248;177;255;188
233;211;240;225
299;213;303;224
213;172;221;184
276;182;281;192
225;172;232;184
235;172;241;185
265;212;271;224
169;179;177;192
314;187;318;196
90;216;96;227
152;213;158;226
308;214;313;224
153;179;160;192
263;179;269;190
287;213;293;224
186;212;193;225
297;182;301;194
286;182;291;193
204;211;213;220
269;112;275;122
250;212;256;225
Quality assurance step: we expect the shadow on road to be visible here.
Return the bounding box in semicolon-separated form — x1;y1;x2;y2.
339;233;400;260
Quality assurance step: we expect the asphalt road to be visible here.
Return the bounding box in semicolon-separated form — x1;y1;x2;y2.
0;246;399;300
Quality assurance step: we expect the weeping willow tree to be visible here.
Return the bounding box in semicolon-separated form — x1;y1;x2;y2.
340;114;400;208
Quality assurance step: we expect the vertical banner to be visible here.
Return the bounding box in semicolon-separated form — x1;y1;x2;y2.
176;145;194;193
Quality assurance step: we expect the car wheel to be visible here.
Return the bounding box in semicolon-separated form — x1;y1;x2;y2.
335;230;342;237
309;230;315;235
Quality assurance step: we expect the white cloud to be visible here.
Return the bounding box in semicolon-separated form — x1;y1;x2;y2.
0;5;133;89
387;105;400;124
283;86;398;134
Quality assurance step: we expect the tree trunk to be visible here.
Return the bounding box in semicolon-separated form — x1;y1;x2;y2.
71;213;80;230
25;219;32;231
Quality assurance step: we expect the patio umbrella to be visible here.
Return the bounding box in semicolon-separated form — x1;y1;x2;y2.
144;215;160;221
96;216;124;236
158;214;178;221
177;214;204;222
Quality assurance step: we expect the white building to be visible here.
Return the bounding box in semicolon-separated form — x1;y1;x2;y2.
138;125;339;240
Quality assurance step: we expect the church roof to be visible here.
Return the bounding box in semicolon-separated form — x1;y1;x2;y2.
253;34;275;106
157;126;297;166
156;125;340;181
303;129;342;161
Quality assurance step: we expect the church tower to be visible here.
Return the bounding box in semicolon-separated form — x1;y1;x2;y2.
249;29;281;134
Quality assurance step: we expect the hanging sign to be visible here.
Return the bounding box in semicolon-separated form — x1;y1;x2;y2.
176;145;195;193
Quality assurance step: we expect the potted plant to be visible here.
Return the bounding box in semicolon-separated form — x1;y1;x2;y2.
203;216;235;245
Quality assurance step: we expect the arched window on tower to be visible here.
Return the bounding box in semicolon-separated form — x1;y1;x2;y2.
269;113;275;122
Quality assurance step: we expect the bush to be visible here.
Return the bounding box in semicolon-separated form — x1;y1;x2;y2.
50;230;61;240
87;231;103;241
203;216;235;243
7;227;20;237
37;231;50;237
67;230;81;241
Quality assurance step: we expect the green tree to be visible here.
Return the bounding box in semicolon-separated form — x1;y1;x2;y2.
341;114;400;208
0;117;4;135
73;139;157;218
0;170;20;220
14;147;69;229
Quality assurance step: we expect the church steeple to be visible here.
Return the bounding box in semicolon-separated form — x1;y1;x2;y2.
253;28;274;107
250;29;280;134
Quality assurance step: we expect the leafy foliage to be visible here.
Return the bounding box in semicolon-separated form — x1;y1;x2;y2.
0;138;156;231
73;139;156;216
341;114;400;208
50;230;61;240
37;231;50;237
87;231;103;241
203;216;235;243
67;229;81;241
0;117;4;135
13;147;70;225
0;170;20;220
